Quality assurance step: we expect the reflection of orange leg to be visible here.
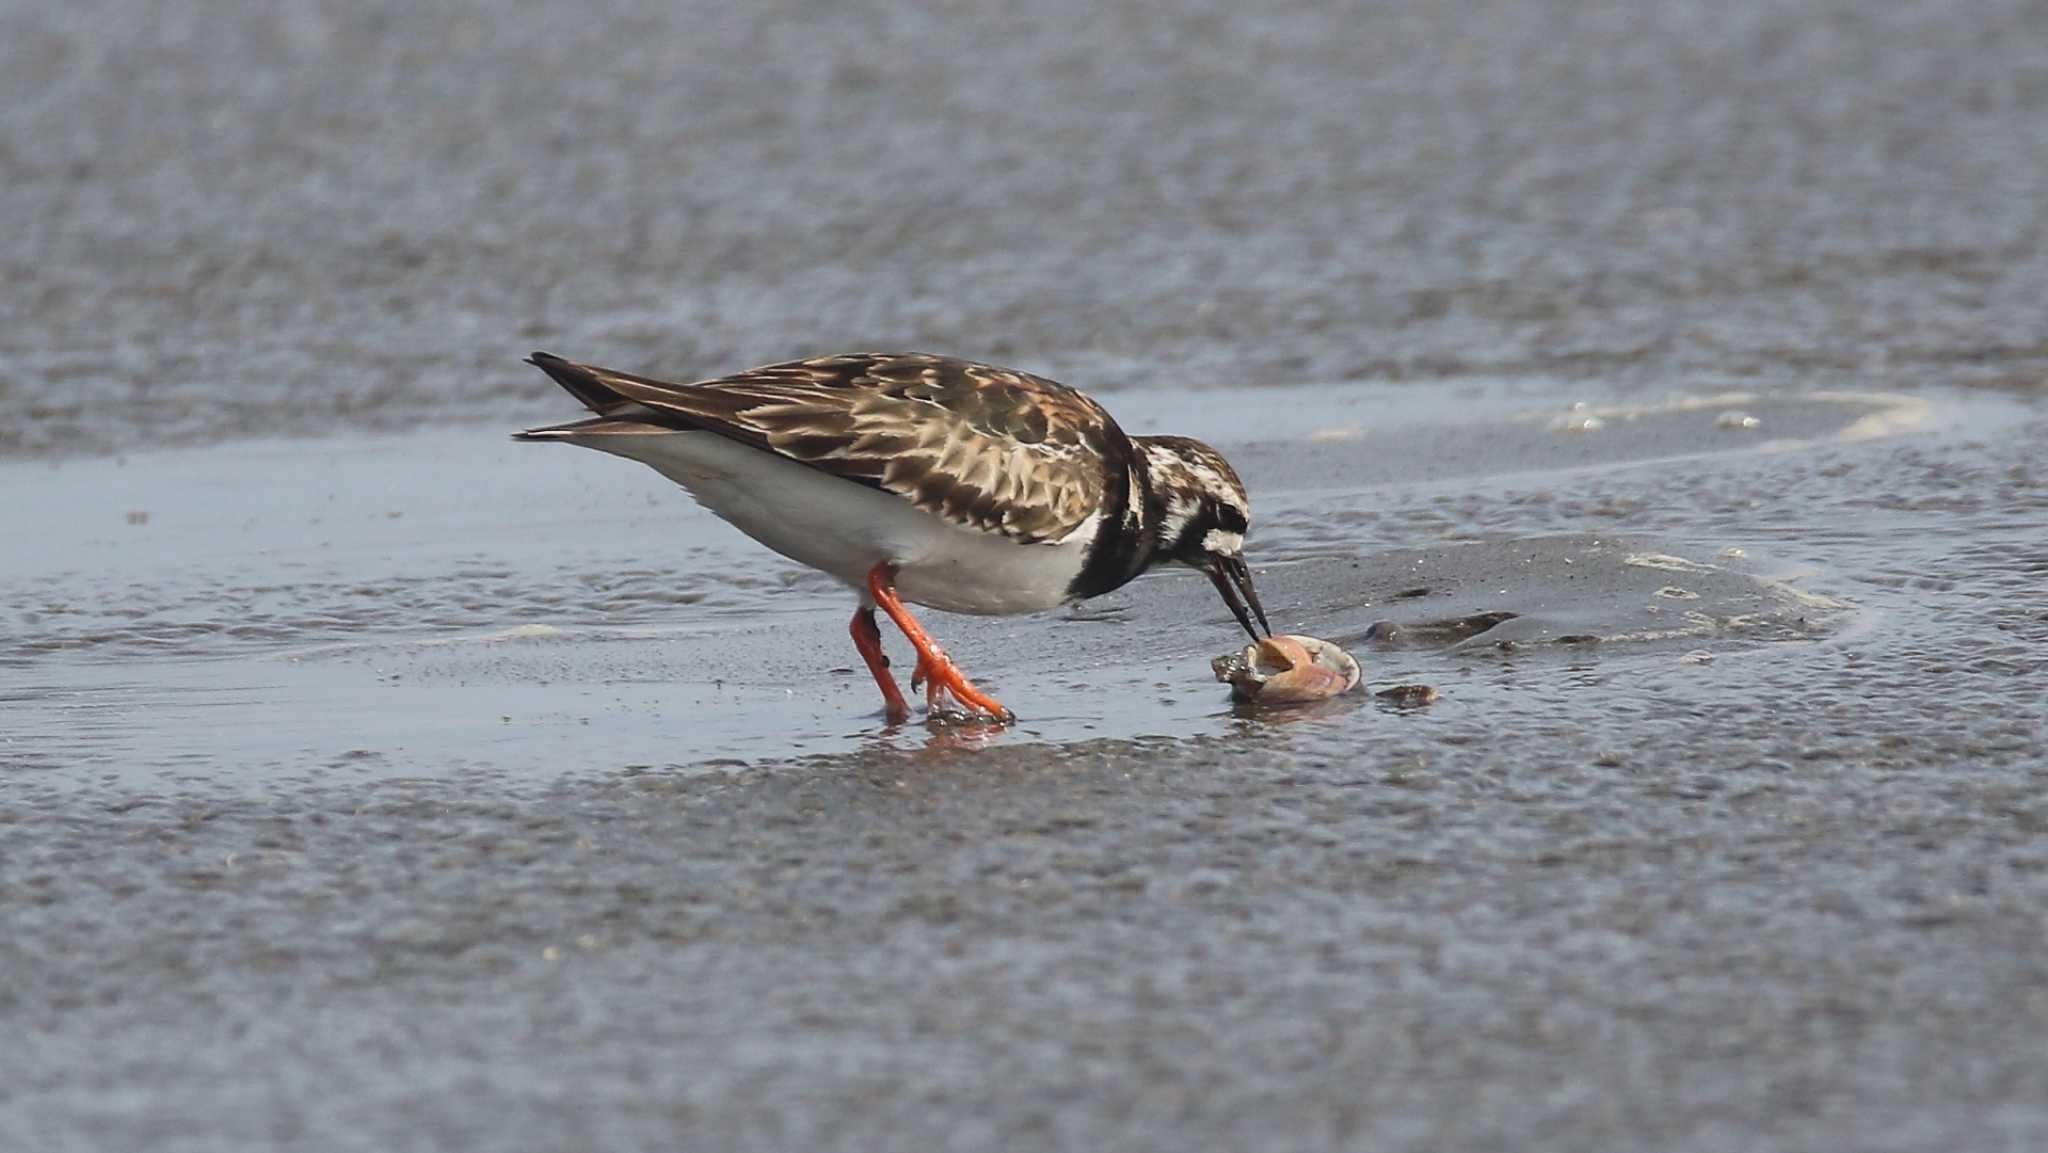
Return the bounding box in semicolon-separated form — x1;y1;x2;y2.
849;608;909;723
866;563;1015;722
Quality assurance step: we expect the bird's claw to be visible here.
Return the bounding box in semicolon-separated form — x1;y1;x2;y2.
917;654;1013;723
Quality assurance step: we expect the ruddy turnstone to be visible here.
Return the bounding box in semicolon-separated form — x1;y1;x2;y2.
515;351;1269;723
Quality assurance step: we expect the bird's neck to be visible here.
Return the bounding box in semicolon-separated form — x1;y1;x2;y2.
1065;438;1173;602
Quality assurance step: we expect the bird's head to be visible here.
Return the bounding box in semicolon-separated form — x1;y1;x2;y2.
1136;435;1271;643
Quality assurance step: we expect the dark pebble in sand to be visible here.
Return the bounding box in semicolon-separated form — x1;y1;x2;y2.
1375;684;1439;708
1364;610;1520;648
1454;611;1519;636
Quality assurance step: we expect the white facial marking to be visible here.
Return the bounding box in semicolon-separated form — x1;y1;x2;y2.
1202;529;1243;555
1173;453;1248;518
1157;492;1196;550
1187;464;1245;514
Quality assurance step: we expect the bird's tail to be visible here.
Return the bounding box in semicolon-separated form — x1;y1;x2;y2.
525;351;635;414
514;352;688;441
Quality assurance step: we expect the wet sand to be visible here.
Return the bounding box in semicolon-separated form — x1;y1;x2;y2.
10;381;2046;1152
6;1;2048;1151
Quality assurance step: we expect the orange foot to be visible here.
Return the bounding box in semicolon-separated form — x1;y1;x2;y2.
910;647;1012;720
867;563;1015;723
849;607;909;724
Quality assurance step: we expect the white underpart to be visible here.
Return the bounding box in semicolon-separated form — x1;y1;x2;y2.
566;430;1094;616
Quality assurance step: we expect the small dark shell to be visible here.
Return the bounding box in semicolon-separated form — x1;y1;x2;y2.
1373;683;1439;708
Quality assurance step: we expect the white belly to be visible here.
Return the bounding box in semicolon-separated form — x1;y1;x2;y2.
568;430;1092;616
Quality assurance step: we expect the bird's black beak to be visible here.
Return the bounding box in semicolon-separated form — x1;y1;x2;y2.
1208;553;1272;643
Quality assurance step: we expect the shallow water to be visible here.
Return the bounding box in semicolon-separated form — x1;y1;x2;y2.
6;1;2048;1150
4;382;1919;787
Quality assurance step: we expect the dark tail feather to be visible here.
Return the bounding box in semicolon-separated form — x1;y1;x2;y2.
527;351;629;414
512;414;605;441
513;416;677;441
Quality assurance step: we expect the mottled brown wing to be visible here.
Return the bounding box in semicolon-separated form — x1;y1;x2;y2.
567;353;1120;544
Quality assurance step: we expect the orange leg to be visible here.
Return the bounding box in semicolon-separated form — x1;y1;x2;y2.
850;608;910;723
865;563;1015;722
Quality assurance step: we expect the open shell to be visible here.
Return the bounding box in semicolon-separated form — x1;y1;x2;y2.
1212;634;1361;704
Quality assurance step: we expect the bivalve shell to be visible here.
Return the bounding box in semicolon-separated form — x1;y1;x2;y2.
1212;634;1361;704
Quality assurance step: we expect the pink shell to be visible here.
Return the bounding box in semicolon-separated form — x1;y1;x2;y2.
1212;634;1362;703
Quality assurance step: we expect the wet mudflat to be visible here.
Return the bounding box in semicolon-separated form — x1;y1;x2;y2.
6;1;2048;1150
8;380;2045;1153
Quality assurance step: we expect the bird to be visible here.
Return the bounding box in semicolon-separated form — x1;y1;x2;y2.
514;351;1270;724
